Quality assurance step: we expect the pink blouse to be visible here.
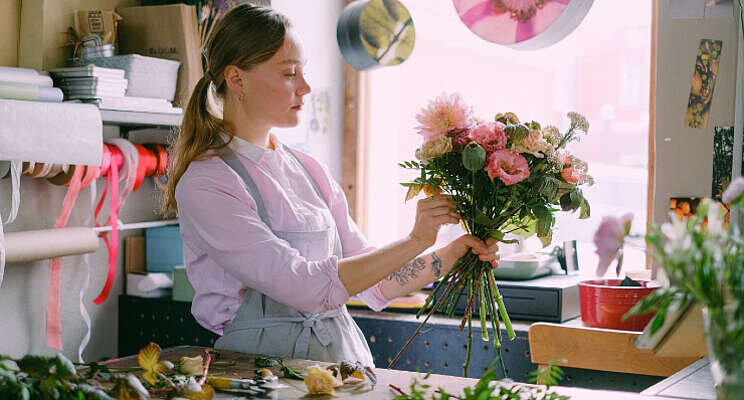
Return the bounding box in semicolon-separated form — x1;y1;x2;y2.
176;135;391;334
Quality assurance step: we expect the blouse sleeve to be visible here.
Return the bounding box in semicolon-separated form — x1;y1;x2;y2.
176;172;350;315
292;152;392;312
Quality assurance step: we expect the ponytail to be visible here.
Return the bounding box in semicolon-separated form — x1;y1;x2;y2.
161;76;228;215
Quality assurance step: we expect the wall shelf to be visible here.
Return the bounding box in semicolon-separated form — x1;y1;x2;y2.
101;110;182;129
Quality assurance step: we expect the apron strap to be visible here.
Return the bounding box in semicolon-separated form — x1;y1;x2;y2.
218;145;329;227
283;145;326;205
219;149;272;226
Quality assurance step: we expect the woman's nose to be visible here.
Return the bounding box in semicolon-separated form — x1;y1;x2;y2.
297;75;311;96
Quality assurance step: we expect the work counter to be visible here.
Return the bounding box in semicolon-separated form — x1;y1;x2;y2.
105;345;681;399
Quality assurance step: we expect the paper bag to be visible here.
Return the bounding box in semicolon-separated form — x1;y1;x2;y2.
73;10;121;46
116;4;202;107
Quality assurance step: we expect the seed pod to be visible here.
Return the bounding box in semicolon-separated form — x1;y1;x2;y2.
462;142;486;171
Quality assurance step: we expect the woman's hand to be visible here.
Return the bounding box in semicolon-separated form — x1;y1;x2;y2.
408;194;460;248
441;235;500;272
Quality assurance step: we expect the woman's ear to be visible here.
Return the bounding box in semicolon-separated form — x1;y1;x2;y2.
223;65;245;98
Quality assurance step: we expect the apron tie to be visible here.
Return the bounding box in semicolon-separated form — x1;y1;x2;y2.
295;312;336;357
222;307;343;359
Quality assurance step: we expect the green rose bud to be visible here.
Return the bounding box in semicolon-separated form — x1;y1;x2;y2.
462;142;486;171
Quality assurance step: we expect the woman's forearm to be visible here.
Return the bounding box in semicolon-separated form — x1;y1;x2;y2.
338;236;431;296
378;248;458;300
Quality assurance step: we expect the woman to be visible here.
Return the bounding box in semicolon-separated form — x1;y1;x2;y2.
163;4;499;367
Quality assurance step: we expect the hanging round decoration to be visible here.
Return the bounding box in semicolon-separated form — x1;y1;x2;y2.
0;161;9;179
336;0;416;71
452;0;593;50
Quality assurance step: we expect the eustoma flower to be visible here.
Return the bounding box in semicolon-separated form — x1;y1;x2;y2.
594;214;633;276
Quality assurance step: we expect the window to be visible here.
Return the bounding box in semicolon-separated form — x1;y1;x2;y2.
365;1;651;272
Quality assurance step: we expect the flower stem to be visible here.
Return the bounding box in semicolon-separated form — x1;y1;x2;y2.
463;279;474;377
488;272;516;340
479;273;489;342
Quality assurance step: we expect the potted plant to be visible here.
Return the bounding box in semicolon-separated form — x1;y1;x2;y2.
603;178;744;400
579;214;660;331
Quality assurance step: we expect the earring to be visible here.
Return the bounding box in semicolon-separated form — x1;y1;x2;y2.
238;92;245;102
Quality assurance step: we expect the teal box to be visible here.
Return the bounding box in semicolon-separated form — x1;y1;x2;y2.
172;265;195;302
145;225;184;273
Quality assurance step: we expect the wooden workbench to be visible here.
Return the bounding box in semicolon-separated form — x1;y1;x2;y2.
105;346;685;399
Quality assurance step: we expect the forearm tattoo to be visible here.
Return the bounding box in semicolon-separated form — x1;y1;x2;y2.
431;252;442;277
387;257;427;286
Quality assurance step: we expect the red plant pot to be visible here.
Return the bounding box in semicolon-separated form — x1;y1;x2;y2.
578;279;659;331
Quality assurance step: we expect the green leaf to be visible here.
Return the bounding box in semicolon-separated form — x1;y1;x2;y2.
53;354;75;380
559;192;572;211
579;198;591;219
538;230;553;248
569;190;583;210
17;355;53;379
489;230;505;241
474;213;494;228
255;356;279;368
623;289;676;321
462;142;486;171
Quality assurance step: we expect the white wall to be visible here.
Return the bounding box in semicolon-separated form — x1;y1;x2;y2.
271;0;346;182
653;0;740;225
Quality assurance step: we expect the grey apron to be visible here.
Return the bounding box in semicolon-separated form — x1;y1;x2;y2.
213;146;375;366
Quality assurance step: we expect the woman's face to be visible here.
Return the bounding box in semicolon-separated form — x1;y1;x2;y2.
241;29;311;128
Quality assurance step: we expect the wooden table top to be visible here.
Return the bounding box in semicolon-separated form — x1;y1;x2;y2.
103;346;685;399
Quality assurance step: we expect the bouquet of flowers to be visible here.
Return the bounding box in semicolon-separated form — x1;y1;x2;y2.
390;93;593;376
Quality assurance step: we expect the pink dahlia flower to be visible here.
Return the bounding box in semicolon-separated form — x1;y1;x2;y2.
593;213;633;277
470;122;508;153
485;149;530;186
415;93;473;141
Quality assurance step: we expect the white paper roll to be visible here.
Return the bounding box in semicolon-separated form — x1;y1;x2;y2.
0;99;102;165
4;227;99;264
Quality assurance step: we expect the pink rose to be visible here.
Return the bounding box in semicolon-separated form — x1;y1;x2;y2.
556;151;570;167
470;122;508;153
593;214;633;277
448;128;472;150
561;166;583;184
485;149;530;186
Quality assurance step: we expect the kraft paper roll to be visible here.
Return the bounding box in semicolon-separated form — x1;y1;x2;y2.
0;99;102;165
4;227;99;264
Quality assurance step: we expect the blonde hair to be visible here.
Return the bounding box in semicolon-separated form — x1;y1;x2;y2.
161;4;290;215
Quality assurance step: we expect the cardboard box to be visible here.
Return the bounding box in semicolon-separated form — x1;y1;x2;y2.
116;4;202;107
125;236;146;274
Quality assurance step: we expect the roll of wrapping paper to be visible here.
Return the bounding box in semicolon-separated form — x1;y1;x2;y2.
4;227;99;264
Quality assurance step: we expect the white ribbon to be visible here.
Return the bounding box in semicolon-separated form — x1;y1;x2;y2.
77;179;96;363
0;160;21;290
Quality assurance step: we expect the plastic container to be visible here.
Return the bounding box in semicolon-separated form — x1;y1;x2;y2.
145;225;184;273
578;279;659;331
491;252;555;280
75;54;180;100
172;266;195;302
